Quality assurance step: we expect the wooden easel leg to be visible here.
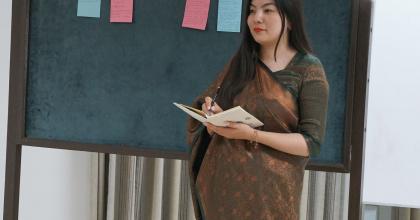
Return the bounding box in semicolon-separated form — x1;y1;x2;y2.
3;144;22;220
349;147;364;220
348;0;373;219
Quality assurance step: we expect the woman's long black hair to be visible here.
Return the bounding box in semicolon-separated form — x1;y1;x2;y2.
217;0;313;110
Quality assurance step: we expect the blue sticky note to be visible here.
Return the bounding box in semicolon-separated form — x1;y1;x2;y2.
77;0;101;18
217;0;242;32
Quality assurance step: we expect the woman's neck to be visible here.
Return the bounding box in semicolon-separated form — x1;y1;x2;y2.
259;37;297;70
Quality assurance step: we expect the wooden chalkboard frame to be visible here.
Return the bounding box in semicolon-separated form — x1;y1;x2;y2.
3;0;372;219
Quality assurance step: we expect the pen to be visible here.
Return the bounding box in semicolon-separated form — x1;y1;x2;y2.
209;86;220;114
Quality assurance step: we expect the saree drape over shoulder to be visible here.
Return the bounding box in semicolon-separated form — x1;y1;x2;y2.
187;53;329;220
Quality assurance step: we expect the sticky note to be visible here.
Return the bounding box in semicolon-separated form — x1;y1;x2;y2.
77;0;101;18
110;0;134;23
217;0;242;32
182;0;211;30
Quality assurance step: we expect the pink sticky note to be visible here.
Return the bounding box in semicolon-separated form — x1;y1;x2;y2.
182;0;210;30
110;0;133;23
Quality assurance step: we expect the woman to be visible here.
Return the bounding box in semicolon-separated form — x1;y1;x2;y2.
187;0;329;219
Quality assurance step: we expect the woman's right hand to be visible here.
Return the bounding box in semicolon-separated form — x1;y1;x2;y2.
201;96;223;135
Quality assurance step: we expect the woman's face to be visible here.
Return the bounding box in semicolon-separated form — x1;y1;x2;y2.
247;0;287;47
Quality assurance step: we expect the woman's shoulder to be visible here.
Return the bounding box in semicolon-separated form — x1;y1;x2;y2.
292;53;327;83
296;53;323;69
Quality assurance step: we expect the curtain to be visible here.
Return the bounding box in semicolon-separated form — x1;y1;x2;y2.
101;155;352;220
364;205;420;220
90;153;106;220
93;154;420;220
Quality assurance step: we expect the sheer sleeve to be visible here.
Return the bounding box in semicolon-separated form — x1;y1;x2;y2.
297;61;329;157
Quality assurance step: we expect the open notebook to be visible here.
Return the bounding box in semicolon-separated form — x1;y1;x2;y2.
173;102;264;128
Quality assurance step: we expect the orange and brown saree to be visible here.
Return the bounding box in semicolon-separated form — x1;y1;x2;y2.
187;52;329;220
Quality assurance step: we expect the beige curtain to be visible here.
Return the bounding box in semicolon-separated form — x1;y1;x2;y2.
86;153;420;220
90;153;106;220
364;205;420;220
93;154;420;220
102;155;352;220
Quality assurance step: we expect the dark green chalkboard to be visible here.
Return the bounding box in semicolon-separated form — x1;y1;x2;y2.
25;0;353;167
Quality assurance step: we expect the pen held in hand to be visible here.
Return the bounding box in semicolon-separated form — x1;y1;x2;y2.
209;86;221;114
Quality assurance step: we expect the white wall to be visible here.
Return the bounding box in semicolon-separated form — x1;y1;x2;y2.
0;0;12;217
1;1;93;219
19;147;93;220
363;0;420;208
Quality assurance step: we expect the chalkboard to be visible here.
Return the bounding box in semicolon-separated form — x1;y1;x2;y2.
24;0;354;169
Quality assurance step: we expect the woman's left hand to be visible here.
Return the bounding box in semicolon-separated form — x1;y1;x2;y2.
203;121;254;141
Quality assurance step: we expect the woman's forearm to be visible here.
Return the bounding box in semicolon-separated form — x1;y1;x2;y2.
248;130;310;157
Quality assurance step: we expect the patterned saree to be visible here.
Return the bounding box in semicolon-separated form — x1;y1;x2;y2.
187;53;329;220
